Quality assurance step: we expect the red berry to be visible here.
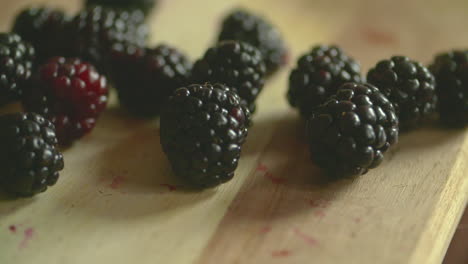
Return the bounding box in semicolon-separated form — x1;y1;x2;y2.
22;57;109;145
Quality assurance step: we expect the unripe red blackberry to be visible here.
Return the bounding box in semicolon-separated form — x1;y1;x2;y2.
22;57;109;146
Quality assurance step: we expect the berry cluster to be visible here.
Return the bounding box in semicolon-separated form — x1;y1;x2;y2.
0;2;465;197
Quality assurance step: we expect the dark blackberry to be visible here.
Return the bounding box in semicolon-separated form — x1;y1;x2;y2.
109;43;192;117
191;41;266;113
12;7;70;63
85;0;156;15
0;113;64;196
0;33;35;106
160;83;251;188
429;50;468;127
307;83;399;178
288;45;362;118
367;56;437;130
218;8;287;75
22;57;109;146
67;6;148;71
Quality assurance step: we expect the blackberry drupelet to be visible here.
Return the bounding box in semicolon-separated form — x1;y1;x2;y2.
429;50;468;127
85;0;156;15
0;33;35;106
367;56;437;130
160;83;251;188
110;43;192;117
218;8;288;75
191;41;266;113
67;6;148;71
307;83;399;178
12;7;70;63
288;45;362;118
22;57;109;146
0;113;64;196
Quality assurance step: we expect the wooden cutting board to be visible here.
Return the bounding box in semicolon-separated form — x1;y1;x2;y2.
0;0;467;264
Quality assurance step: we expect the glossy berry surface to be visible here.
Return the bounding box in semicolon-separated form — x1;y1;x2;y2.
22;57;109;145
110;43;192;117
429;50;468;127
86;0;156;15
0;113;64;196
160;83;251;188
0;33;35;106
218;9;288;75
12;7;70;63
288;45;362;118
367;56;437;130
307;83;399;178
191;41;266;113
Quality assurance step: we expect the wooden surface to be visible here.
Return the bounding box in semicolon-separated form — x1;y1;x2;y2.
0;0;468;264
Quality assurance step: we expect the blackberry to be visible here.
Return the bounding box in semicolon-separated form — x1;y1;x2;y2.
110;43;192;117
191;41;266;113
12;7;70;63
429;50;468;127
367;56;437;130
0;33;35;106
160;83;251;188
218;8;288;75
0;113;64;196
22;57;109;146
67;6;148;71
288;45;362;118
85;0;156;15
307;83;399;178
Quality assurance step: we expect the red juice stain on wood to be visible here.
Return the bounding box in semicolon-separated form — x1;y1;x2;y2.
260;226;272;234
308;199;330;208
354;217;361;223
160;184;177;192
264;172;285;184
9;225;16;233
294;228;318;246
109;176;126;189
272;250;291;257
256;163;268;172
19;228;34;249
314;210;326;218
361;27;397;45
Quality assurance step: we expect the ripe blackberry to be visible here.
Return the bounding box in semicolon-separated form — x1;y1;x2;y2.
307;83;399;178
0;113;64;196
218;8;288;75
160;83;251;188
0;33;35;106
67;6;148;71
110;43;192;117
191;41;266;113
288;45;362;118
85;0;156;15
22;57;109;146
429;50;468;127
12;7;70;63
367;56;437;130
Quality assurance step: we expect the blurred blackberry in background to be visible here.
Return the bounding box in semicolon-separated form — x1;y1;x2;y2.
288;45;362;118
307;83;399;178
191;41;266;113
429;50;468;127
22;57;109;146
0;33;35;106
12;7;70;63
0;113;64;197
218;8;288;75
109;43;192;117
86;0;156;15
367;56;437;130
160;83;251;188
67;6;148;72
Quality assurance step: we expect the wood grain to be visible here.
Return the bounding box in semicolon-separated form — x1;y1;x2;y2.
0;0;467;264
